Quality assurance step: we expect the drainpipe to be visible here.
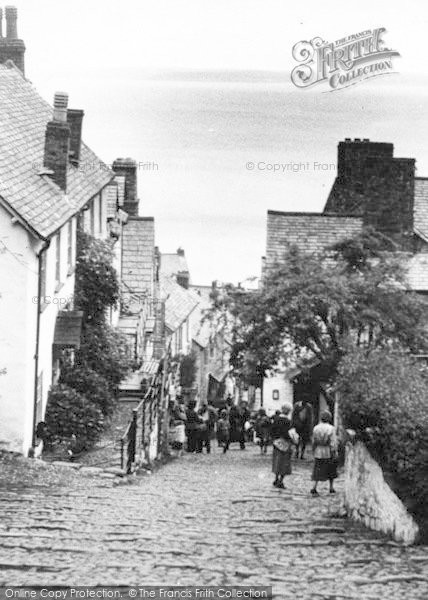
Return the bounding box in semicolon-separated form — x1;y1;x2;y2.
30;239;50;456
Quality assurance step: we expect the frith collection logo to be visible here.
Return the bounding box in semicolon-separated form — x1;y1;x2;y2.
291;28;400;91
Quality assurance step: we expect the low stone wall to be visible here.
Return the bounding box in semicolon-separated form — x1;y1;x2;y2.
344;440;419;544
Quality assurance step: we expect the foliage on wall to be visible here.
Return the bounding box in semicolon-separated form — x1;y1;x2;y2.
44;231;129;454
337;346;428;540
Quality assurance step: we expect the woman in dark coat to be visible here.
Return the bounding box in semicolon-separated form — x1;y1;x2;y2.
271;404;293;489
229;401;250;450
185;400;202;453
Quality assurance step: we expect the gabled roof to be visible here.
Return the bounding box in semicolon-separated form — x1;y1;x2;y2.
121;217;155;295
414;178;428;242
0;63;112;239
159;274;200;332
266;210;363;268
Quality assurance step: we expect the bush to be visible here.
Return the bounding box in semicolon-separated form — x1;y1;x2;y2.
44;384;104;451
75;232;119;322
59;364;115;416
336;346;428;540
76;322;130;391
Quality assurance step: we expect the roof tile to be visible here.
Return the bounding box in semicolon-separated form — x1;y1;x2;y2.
266;211;363;268
0;64;112;238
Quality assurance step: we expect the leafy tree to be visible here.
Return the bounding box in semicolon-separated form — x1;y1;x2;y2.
210;230;428;400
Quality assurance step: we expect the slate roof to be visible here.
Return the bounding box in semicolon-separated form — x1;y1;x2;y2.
159;274;200;332
414;178;428;242
0;63;112;239
266;211;363;268
121;217;155;295
160;253;189;278
191;296;212;348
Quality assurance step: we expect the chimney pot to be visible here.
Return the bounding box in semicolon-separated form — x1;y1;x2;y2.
53;91;69;122
5;6;17;39
43;92;71;191
0;5;25;73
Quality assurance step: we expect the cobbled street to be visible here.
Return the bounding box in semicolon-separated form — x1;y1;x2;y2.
0;446;427;600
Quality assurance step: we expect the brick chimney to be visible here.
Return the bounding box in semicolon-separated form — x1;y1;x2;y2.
43;92;71;192
67;109;84;166
112;158;139;216
324;138;415;249
0;6;26;75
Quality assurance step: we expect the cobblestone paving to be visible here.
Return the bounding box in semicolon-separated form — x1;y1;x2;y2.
0;445;427;599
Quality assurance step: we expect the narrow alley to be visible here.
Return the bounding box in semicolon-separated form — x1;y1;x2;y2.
0;446;427;599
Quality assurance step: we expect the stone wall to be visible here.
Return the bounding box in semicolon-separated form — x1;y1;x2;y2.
344;440;419;545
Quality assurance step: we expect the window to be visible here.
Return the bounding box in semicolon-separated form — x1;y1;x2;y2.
178;324;183;350
55;233;61;287
272;389;280;400
67;220;73;272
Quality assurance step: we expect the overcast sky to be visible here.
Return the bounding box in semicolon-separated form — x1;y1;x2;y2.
14;0;426;89
10;1;428;284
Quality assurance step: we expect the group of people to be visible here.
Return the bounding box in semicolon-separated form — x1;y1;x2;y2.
254;398;314;459
169;397;251;455
169;396;338;495
269;403;338;495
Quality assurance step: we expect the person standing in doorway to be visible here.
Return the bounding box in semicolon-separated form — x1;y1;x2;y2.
311;410;338;495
